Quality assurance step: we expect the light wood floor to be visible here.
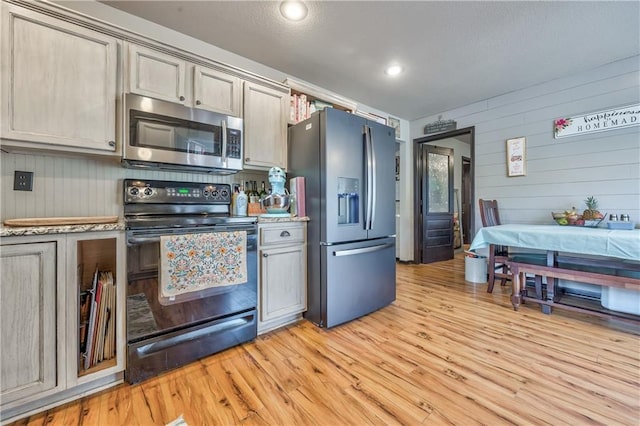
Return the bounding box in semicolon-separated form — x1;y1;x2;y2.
13;254;640;425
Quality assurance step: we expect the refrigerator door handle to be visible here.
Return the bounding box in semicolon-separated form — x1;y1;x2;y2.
369;126;377;229
364;125;374;230
333;242;394;257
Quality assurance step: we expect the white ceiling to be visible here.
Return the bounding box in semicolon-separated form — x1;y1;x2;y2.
99;1;640;121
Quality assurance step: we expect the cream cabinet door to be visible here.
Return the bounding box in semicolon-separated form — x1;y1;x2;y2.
128;44;187;104
194;65;241;116
0;242;59;404
243;82;289;170
260;243;306;321
1;3;118;153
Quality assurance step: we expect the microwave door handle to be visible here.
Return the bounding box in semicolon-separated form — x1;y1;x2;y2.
221;120;228;165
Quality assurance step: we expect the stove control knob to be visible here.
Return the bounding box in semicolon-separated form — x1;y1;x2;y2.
212;189;219;198
129;187;139;197
203;189;211;197
220;188;229;198
143;187;153;196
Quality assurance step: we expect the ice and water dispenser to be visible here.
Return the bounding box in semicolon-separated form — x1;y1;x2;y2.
338;177;359;225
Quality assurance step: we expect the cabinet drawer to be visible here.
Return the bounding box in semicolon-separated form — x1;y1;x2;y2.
261;225;304;245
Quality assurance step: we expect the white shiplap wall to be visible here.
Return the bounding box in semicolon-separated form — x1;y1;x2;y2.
1;152;268;220
410;56;640;235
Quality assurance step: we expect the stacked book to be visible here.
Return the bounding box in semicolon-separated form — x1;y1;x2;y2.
290;94;336;123
290;93;310;123
81;269;116;371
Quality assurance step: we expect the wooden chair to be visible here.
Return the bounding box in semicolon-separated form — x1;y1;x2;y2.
478;199;510;292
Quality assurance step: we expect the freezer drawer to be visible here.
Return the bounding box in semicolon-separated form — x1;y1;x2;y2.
322;237;396;328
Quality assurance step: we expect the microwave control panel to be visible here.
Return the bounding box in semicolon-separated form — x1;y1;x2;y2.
226;129;242;159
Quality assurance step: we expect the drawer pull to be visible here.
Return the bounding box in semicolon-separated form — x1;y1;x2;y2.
262;253;269;258
280;230;291;237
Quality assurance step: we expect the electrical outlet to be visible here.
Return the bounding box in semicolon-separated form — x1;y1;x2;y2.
14;171;33;191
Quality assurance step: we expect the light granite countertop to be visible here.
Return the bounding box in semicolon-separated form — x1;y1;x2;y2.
257;216;310;223
1;221;125;237
1;217;309;237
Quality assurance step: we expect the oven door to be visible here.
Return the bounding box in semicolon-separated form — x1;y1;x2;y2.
125;224;257;383
125;224;257;343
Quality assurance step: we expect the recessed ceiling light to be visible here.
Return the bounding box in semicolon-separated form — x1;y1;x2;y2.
385;65;403;76
280;1;308;21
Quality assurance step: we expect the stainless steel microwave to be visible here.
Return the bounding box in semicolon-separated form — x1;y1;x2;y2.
122;93;243;174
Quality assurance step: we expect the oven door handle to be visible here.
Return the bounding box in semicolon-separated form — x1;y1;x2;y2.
126;225;255;246
127;235;162;246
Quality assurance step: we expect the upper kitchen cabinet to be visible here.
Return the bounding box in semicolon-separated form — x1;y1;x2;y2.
194;65;242;117
0;3;119;155
128;44;242;117
243;81;289;170
127;44;186;104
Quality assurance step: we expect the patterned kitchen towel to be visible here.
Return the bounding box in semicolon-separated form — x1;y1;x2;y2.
160;231;247;299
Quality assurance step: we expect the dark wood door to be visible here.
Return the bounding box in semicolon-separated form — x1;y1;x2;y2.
418;145;454;263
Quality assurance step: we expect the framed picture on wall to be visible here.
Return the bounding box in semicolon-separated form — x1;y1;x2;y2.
506;137;526;177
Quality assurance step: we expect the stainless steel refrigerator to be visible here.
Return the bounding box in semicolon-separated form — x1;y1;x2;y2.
288;108;396;328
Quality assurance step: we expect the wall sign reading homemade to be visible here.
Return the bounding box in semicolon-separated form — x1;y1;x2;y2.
554;104;639;138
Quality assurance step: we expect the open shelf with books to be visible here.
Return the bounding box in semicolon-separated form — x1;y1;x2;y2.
74;237;119;378
283;77;358;124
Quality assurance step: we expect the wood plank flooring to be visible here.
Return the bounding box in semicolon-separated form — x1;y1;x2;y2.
12;253;640;425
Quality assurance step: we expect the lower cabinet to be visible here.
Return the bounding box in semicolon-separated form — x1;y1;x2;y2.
1;242;60;405
258;222;307;334
0;231;125;423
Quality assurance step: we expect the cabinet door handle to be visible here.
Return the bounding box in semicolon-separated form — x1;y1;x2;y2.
196;100;202;105
179;95;185;101
262;253;269;258
108;140;116;147
245;157;250;162
280;231;291;237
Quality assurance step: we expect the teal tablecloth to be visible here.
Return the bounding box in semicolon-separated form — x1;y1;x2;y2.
469;224;640;261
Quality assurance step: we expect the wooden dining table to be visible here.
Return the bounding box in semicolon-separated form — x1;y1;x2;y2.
469;224;640;317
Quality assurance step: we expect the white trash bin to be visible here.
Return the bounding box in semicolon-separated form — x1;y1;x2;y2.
465;256;487;283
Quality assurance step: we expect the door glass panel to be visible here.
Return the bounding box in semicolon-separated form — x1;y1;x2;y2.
337;177;359;225
428;152;449;213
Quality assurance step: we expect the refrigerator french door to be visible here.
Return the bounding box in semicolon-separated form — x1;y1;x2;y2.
288;108;396;328
320;109;396;243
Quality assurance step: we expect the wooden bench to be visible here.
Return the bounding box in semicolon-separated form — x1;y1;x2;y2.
510;259;640;320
